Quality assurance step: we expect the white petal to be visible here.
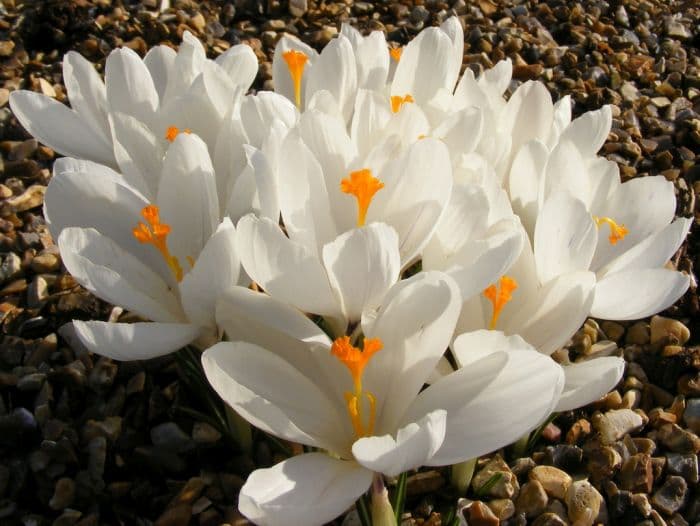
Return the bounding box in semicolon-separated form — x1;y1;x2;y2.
369;138;453;265
202;342;346;450
156;133;219;263
599;217;692;276
440;17;465;86
272;36;318;108
364;271;461;433
58;228;185;322
534;193;597;283
350;89;392;158
543;140;590;204
105;48;159;125
322;223;401;322
504;271;596;355
239;454;372;526
9;91;115;166
559;105;612;158
479;58;512;96
62;51;110;142
404;350;564;466
236;215;341;318
556;357;625;412
71;320;200;360
507;139;548;236
216;43;259;92
180;218;240;328
244;144;280;221
354;31;390;91
432;106;483;155
502;81;554;160
201;61;241;118
163;31;207;102
240;91;298;147
353;410;446;476
451;329;533;368
144;45;176;102
591;268;689;320
305;35;357;122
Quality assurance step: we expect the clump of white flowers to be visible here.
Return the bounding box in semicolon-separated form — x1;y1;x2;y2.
10;17;690;526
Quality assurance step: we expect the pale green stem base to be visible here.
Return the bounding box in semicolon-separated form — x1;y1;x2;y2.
451;457;477;495
226;405;253;453
371;474;398;526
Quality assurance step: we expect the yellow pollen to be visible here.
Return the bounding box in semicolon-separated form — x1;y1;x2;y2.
593;216;629;245
390;94;414;113
282;49;308;108
165;126;192;143
340;169;384;227
389;47;403;62
332;336;382;438
132;205;183;282
483;275;518;330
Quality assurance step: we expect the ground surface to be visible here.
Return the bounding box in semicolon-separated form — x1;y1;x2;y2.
0;0;699;524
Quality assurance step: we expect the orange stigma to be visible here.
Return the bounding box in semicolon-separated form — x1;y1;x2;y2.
389;47;403;62
390;94;414;113
483;275;518;330
593;216;629;245
340;169;384;226
132;205;183;282
282;49;308;108
165;126;192;143
332;336;382;438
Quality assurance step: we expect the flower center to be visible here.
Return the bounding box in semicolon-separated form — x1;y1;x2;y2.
282;49;308;108
340;169;384;227
389;47;402;62
593;216;629;245
132;205;183;282
390;94;414;113
165;126;192;143
483;275;518;330
331;336;383;438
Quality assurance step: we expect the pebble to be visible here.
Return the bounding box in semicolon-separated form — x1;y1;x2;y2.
472;456;519;499
0;253;21;284
5;185;45;213
192;422;222;444
682;399;700;433
652;476;687;515
566;480;603;526
467;500;499;526
151;422;195;454
593;409;645;444
516;480;548;518
288;0;307;17
532;512;568;526
665;453;699;484
650;316;690;345
30;252;60;273
155;503;192;526
529;466;571;500
49;477;75;510
487;498;515;520
657;424;700;453
618;453;653;493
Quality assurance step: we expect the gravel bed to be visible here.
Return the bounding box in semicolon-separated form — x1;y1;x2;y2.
0;0;699;524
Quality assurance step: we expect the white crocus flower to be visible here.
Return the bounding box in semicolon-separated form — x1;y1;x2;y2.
44;134;242;359
203;271;565;526
10;31;257;196
508;105;691;320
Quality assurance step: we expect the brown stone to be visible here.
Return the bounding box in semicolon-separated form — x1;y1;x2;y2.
618;453;653;493
529;466;572;500
516;480;548;518
467;501;499;526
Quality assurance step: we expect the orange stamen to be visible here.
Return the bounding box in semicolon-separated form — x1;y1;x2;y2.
165;126;192;143
132;205;183;282
282;49;308;108
332;336;382;438
483;275;518;330
593;216;629;245
389;47;403;62
390;94;414;113
340;169;384;226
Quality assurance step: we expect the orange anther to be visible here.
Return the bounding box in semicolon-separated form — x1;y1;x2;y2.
389;47;403;62
132;205;183;282
483;275;518;330
390;94;414;113
165;126;192;143
282;49;308;108
594;216;629;245
340;169;384;226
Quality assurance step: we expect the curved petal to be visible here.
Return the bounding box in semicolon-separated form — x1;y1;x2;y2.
9;91;115;166
451;329;533;367
432;106;483;155
240;91;298;147
163;31;207;103
322;223;401;322
180;218;240;328
236;215;341;318
216;43;259;92
202;342;346;450
502;81;554;161
58;227;185;322
352;409;446;476
354;31;390;91
62;51;110;142
534;193;597;283
404;350;564;466
350;89;392;158
70;320;200;361
591;268;689;320
559;105;612;158
239;454;372;526
144;45;177;102
105;48;159;125
555;357;625;412
156;133;220;263
507;139;548;236
364;271;461;433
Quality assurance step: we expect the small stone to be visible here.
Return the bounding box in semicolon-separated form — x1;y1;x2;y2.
618;453;653;493
516;480;548;518
652;476;688;515
151;422;194;453
0;41;15;57
38;78;56;97
288;0;307;16
0;253;22;284
683;399;700;433
171;477;205;506
658;424;700;453
666;453;699;484
49;477;75;510
27;276;49;307
487;498;514;520
467;501;499;526
88;436;107;480
17;372;46;391
566;480;603;526
650;316;690;345
601;322;625;342
472;456;519;499
632;492;653;517
192;422;221;444
530;466;572;500
189;13;206;32
155;503;192;526
593;409;645;444
665;19;691;40
513;63;544;80
30;252;60;273
532;512;567;526
566;419;592;444
6;185;46;213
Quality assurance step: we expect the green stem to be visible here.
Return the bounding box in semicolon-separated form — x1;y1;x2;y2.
226;405;253;453
357;493;372;526
371;474;397;526
391;472;408;523
511;431;531;459
450;457;477;495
